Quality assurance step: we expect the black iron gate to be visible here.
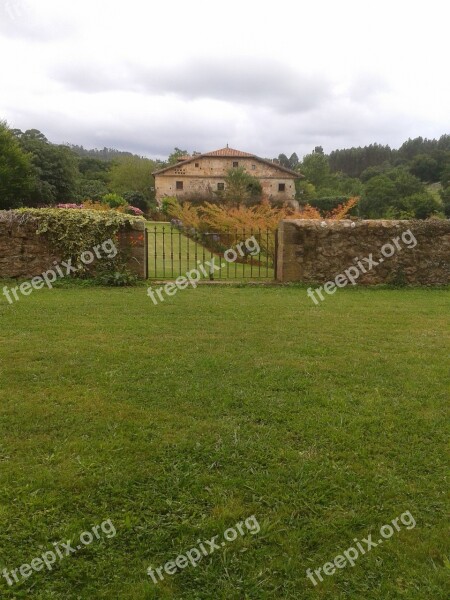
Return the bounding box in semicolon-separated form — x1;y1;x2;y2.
147;224;276;280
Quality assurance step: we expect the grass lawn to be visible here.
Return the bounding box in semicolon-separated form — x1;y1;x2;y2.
0;284;448;599
147;222;274;280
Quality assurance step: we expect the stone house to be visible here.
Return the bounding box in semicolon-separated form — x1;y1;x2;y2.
153;147;302;205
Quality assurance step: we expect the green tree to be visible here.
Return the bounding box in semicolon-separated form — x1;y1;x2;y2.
440;186;450;217
410;155;440;182
122;191;153;212
76;179;108;201
78;157;110;183
277;153;290;168
168;148;189;165
0;122;34;209
289;152;299;169
360;175;398;217
361;168;438;219
387;192;441;219
109;157;157;204
17;129;79;205
223;167;262;206
300;152;331;188
440;164;450;188
295;179;316;202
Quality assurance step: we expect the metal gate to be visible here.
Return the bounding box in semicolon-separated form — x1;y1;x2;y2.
147;224;276;280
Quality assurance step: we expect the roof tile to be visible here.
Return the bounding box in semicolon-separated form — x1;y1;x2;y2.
203;147;255;157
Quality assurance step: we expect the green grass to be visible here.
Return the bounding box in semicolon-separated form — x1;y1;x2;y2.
0;284;448;599
146;222;274;280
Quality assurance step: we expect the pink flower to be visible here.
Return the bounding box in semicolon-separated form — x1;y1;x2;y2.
126;206;144;215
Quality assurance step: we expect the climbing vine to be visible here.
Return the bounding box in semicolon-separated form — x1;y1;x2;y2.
12;208;144;262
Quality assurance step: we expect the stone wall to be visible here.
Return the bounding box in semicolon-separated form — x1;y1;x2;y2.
0;213;147;279
277;219;450;285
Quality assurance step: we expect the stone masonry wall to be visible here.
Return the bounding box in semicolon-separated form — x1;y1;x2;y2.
277;219;450;285
155;156;297;202
0;213;147;279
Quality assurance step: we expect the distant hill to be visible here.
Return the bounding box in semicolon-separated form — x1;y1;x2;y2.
68;145;142;161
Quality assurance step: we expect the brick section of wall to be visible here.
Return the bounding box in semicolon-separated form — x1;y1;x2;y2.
277;219;450;285
0;214;147;279
117;221;147;278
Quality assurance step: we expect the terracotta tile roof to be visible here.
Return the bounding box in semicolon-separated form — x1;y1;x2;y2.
153;147;302;178
203;147;255;158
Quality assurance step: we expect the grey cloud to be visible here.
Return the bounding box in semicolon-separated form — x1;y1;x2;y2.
6;98;435;164
51;58;333;114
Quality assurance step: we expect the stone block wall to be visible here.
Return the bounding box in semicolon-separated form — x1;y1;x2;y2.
155;156;297;203
277;219;450;285
0;213;147;279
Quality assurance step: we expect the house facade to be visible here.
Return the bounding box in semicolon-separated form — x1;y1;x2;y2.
153;147;302;205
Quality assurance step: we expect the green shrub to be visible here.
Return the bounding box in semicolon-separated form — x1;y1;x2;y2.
94;260;138;286
101;193;127;209
122;191;151;212
308;196;350;213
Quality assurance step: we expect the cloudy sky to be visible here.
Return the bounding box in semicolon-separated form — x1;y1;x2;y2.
0;0;448;160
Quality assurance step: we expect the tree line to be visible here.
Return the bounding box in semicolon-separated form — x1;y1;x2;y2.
0;123;166;212
1;121;449;218
276;136;450;219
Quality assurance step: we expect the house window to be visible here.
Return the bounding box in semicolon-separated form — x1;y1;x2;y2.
278;183;286;192
217;182;225;191
251;164;256;170
233;161;239;168
195;163;199;167
176;181;184;190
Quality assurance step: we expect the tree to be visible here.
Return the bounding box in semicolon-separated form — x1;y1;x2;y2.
295;179;316;202
168;148;189;165
76;179;108;201
17;130;79;205
387;192;441;219
289;152;299;169
360;175;398;218
439;164;450;188
122;191;153;212
109;156;157;204
0;122;34;209
78;157;110;183
300;152;331;188
410;155;440;182
360;168;438;219
440;186;450;217
277;153;290;168
388;168;423;198
328;144;392;178
223;167;262;206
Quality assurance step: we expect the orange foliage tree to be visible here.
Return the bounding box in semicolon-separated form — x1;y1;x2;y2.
168;198;359;261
